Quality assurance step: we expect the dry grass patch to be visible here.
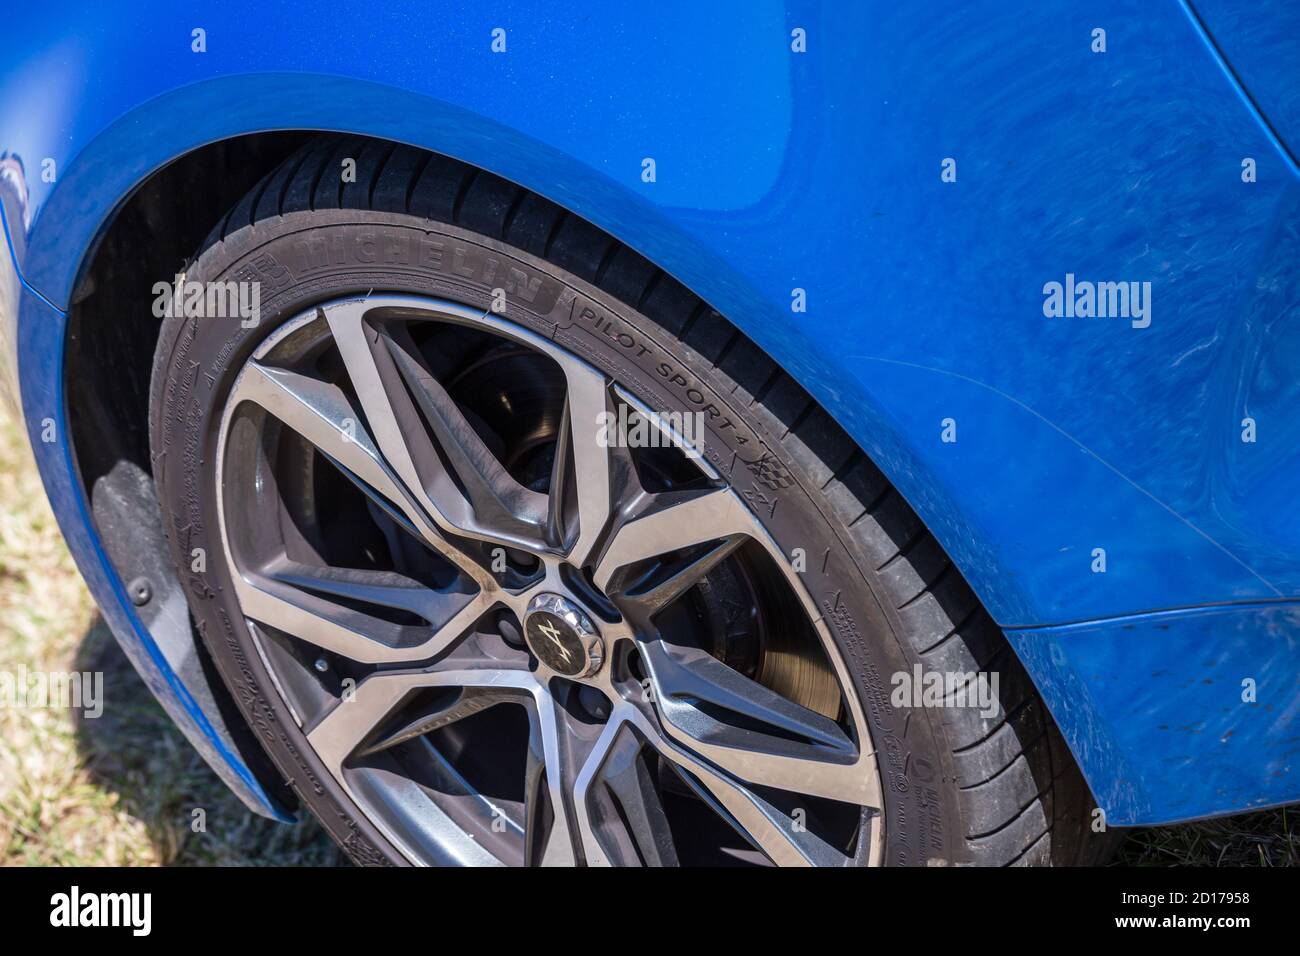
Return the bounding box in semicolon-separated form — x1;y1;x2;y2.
0;408;341;866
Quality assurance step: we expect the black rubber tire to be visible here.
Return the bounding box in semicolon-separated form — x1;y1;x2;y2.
149;134;1111;866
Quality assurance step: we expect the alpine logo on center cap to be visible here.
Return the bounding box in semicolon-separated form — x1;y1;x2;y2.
523;593;603;677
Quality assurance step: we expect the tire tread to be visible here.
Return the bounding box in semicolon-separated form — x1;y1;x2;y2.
170;134;1111;867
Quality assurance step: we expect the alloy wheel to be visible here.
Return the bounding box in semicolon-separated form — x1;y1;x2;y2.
214;294;884;866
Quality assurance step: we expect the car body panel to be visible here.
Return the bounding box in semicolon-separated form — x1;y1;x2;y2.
1189;0;1300;162
1008;602;1300;825
0;0;1297;826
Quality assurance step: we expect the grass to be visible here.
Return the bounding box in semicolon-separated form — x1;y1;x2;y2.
1115;807;1297;867
0;404;1294;866
0;407;342;866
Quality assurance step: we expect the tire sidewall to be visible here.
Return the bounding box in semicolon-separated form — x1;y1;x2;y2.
150;210;966;866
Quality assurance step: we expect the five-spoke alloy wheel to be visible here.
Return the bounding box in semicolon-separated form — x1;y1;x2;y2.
214;296;883;866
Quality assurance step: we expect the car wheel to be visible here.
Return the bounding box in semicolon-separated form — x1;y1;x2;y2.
149;135;1105;866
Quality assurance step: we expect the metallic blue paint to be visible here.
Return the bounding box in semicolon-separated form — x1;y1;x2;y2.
0;1;1296;826
1189;0;1300;162
1007;602;1300;826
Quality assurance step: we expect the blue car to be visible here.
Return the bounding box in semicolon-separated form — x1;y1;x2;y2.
1;1;1297;867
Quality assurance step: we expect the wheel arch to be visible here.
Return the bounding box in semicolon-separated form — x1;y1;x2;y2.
23;96;1052;818
31;72;1028;613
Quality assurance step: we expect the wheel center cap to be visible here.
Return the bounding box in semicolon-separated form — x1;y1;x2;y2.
524;593;603;678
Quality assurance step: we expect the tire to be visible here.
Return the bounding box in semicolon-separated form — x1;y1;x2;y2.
149;134;1108;866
